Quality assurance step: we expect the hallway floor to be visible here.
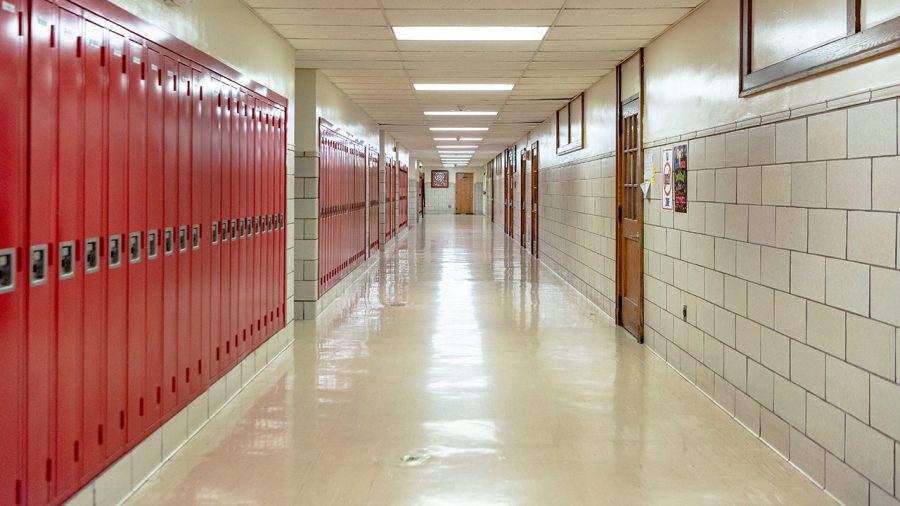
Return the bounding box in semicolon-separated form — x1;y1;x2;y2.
126;216;832;505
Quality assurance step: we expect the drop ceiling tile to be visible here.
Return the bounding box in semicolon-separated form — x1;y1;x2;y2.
404;60;528;70
565;0;701;7
255;9;384;25
546;25;668;40
247;0;378;7
295;60;405;69
527;61;616;69
294;50;401;61
518;76;599;84
555;8;691;25
274;25;394;39
383;0;564;7
540;39;648;51
533;50;631;61
385;9;557;26
406;69;523;78
289;39;397;51
521;69;607;78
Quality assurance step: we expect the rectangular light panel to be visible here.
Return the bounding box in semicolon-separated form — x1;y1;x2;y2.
394;26;548;41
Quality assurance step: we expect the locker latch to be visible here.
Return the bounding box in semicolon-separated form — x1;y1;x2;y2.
85;238;100;273
253;217;259;235
238;219;245;238
192;225;200;249
178;227;187;252
164;228;174;255
129;232;141;263
0;248;15;293
148;230;159;259
30;244;48;285
230;220;237;240
109;235;122;268
220;221;228;243
59;241;75;279
211;222;219;245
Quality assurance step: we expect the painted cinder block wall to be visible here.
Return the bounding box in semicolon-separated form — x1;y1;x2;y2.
494;1;900;504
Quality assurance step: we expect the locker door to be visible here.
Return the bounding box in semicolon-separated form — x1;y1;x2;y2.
81;19;107;477
0;0;27;503
209;78;222;378
251;99;260;346
162;56;179;413
106;27;129;455
198;69;211;389
221;85;233;369
55;8;85;496
189;68;203;394
261;106;271;338
145;46;164;427
126;38;148;443
28;1;59;501
238;92;248;354
176;62;192;403
229;87;240;364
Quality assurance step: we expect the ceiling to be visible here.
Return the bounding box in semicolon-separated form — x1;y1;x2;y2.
245;0;704;168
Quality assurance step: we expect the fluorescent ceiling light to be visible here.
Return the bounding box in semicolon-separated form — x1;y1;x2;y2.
415;84;513;91
425;111;497;116
430;127;489;131
394;26;548;41
434;137;482;141
436;145;478;149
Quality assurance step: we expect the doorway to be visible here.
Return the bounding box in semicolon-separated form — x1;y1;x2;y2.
616;50;644;342
455;172;474;214
530;142;539;257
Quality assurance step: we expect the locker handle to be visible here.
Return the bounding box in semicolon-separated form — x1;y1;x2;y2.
0;249;15;293
109;236;122;267
129;232;141;263
30;245;48;286
59;242;75;279
85;238;100;272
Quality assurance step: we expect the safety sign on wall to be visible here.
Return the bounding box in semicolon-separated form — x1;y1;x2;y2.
661;148;673;210
673;143;688;213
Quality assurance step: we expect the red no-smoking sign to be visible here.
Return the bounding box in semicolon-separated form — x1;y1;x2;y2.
662;148;674;210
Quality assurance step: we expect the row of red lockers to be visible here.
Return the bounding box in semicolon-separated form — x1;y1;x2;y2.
317;121;409;294
0;0;287;504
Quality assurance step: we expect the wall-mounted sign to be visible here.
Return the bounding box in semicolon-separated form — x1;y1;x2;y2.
662;148;673;210
673;144;688;213
431;170;449;188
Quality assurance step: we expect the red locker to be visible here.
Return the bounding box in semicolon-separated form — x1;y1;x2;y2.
262;105;271;338
55;8;85;496
251;99;260;346
229;86;241;363
126;38;148;443
176;62;192;403
209;77;222;378
221;84;233;370
189;67;204;395
81;18;108;477
239;92;249;354
145;45;165;428
162;55;180;415
0;0;27;503
28;1;59;501
106;27;129;456
198;70;212;388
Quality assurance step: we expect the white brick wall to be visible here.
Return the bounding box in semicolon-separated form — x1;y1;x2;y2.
644;95;900;506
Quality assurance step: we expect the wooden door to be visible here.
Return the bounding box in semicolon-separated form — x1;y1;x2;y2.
455;172;474;214
520;149;527;247
530;142;539;257
616;53;644;342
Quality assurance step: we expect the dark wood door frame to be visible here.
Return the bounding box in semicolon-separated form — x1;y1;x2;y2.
520;149;527;247
615;49;645;343
530;141;539;258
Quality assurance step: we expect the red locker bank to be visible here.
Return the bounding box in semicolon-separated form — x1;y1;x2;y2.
0;1;287;504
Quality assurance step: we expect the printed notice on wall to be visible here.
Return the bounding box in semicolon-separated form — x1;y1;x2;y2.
673;144;688;213
641;152;653;197
661;148;673;210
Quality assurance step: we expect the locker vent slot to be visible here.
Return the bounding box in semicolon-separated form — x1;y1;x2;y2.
0;248;15;293
85;238;99;272
109;235;122;268
30;245;48;286
59;241;75;279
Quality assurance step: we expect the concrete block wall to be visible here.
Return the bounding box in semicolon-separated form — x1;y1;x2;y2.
425;181;456;214
642;89;900;506
293;151;319;319
537;154;618;318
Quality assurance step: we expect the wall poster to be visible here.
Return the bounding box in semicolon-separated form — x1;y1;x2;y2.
431;170;449;188
673;144;688;213
661;148;673;210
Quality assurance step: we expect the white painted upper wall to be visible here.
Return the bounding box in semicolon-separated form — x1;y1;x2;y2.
109;0;296;138
315;71;381;150
643;0;900;141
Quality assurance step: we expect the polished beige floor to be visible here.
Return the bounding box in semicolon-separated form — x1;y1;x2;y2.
127;216;832;505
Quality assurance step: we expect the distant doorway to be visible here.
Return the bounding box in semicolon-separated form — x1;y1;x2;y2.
455;172;474;214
